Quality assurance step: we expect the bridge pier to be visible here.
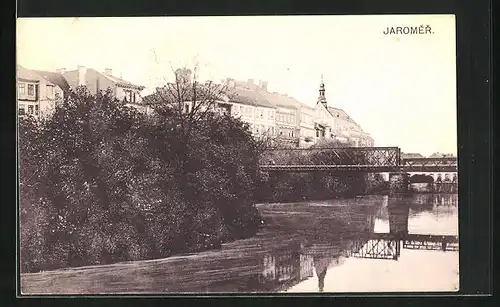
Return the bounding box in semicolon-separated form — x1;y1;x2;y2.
388;195;410;237
389;172;409;194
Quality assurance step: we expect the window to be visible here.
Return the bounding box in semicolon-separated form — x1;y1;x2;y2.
47;85;54;97
18;84;26;95
35;105;39;115
28;105;34;115
185;103;190;113
19;105;25;115
27;84;35;96
123;90;136;103
259;110;264;118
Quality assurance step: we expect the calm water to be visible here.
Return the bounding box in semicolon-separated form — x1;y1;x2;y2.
21;193;459;294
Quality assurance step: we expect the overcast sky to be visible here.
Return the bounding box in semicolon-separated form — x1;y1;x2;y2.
17;15;457;156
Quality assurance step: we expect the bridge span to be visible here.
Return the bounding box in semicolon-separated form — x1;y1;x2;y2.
259;146;457;173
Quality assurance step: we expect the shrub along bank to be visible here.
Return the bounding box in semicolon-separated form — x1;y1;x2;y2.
19;88;262;273
256;140;389;202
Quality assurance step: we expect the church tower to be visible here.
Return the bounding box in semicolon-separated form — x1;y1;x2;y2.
318;74;328;108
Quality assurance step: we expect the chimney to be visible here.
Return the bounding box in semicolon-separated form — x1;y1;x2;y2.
247;79;254;88
56;68;66;74
261;81;268;92
77;65;86;86
104;68;112;76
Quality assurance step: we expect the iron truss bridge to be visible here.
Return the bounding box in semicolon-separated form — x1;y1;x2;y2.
348;233;459;261
259;147;457;173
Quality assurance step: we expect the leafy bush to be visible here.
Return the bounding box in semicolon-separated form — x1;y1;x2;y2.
257;139;372;202
19;88;262;273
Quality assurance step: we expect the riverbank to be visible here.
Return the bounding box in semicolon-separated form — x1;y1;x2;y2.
19;94;263;274
21;197;377;294
21;194;459;294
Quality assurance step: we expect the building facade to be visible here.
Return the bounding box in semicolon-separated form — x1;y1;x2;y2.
228;82;277;138
225;77;375;148
61;66;146;106
17;65;64;119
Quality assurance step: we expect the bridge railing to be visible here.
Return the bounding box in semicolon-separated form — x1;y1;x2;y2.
260;147;401;167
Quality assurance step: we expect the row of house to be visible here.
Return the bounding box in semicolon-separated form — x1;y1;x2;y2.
16;65;145;118
204;77;375;147
17;64;374;147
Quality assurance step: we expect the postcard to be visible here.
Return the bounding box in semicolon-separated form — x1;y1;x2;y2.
17;15;458;295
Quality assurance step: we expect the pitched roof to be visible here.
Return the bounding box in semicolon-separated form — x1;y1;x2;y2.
228;86;275;108
17;65;46;83
328;106;362;126
97;70;145;90
402;153;425;159
327;106;349;119
230;80;301;109
32;70;71;92
62;68;145;90
263;91;303;109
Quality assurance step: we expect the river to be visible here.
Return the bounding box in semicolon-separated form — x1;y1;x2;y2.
21;193;459;294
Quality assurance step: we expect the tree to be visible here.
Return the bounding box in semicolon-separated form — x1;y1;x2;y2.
143;64;237;246
20;67;264;272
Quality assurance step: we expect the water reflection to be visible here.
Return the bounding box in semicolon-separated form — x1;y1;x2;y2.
249;193;458;293
21;194;459;294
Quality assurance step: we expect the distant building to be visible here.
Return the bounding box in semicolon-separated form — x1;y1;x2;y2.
227;81;277;138
32;69;71;96
298;104;317;146
60;66;146;107
226;76;374;147
265;94;300;146
144;74;374;147
401;153;425;159
17;65;64;119
429;152;455;158
312;77;336;145
318;78;374;147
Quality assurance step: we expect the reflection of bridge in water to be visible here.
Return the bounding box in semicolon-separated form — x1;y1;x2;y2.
349;194;458;261
349;233;459;261
256;194;458;292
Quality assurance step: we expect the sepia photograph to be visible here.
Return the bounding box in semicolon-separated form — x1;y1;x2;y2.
17;15;458;294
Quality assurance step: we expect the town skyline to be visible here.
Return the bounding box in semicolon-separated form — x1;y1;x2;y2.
17;15;457;156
